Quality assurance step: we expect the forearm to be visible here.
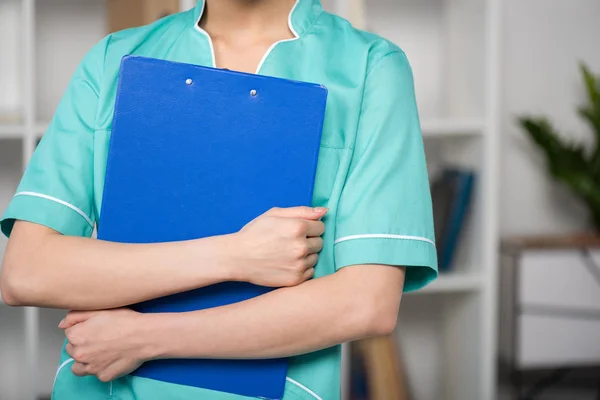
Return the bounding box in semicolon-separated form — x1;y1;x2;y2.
1;222;236;310
2;207;327;310
146;265;404;360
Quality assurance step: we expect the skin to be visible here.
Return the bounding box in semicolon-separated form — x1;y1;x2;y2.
202;0;297;73
0;0;406;384
1;206;327;310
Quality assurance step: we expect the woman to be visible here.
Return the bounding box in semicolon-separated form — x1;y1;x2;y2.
0;0;437;399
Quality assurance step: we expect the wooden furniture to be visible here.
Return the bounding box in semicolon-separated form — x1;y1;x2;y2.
351;336;411;400
499;235;600;399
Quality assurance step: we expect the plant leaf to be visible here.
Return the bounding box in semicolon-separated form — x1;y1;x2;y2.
518;117;588;175
580;62;600;109
516;65;600;231
518;115;600;229
578;63;600;167
553;168;600;218
578;106;600;140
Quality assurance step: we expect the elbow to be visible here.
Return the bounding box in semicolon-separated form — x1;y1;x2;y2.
1;287;22;307
365;307;398;337
1;260;36;307
359;294;401;338
1;223;56;307
1;273;22;307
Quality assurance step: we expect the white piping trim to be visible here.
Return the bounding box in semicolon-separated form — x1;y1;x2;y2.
53;358;75;387
255;0;301;74
14;192;94;228
192;0;301;74
286;377;323;400
287;0;300;38
334;234;436;247
193;1;216;68
52;357;114;395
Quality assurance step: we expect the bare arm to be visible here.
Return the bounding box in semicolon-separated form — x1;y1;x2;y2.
148;265;404;359
0;207;327;310
60;263;404;382
0;221;233;310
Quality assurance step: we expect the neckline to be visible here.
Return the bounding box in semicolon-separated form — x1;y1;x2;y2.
192;0;322;74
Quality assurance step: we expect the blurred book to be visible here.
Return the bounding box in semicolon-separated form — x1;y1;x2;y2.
350;338;370;400
431;167;475;271
107;0;180;33
350;336;411;400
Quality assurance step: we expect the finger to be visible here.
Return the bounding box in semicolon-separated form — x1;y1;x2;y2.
306;237;324;254
59;311;98;329
71;362;89;377
65;343;75;358
304;253;319;268
302;267;316;281
97;360;138;383
265;206;328;220
306;220;325;237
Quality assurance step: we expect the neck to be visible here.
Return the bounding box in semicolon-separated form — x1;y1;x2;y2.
201;0;297;39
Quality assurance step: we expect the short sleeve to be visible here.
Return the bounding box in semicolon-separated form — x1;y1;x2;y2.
334;51;438;292
0;38;109;238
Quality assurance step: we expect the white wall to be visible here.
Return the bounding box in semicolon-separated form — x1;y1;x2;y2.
501;0;600;236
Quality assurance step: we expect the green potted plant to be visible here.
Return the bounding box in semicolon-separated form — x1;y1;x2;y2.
518;63;600;232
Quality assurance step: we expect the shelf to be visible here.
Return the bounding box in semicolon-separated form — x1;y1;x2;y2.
410;272;482;295
0;124;25;139
421;119;485;138
5;0;500;399
32;120;485;139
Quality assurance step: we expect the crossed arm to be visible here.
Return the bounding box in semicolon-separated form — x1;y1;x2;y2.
60;264;403;381
1;210;404;381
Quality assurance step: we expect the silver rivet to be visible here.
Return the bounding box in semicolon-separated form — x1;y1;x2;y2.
250;89;257;97
186;78;193;85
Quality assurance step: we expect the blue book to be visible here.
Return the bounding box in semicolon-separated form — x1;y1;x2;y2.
438;169;475;271
97;56;328;399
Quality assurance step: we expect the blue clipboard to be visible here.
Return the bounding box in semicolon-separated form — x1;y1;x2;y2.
97;56;328;399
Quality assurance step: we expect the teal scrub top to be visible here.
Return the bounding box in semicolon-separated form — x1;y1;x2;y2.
1;0;438;399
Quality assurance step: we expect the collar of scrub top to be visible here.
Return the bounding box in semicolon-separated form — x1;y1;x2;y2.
192;0;324;38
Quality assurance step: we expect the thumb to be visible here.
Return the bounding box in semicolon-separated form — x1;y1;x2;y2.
59;311;98;329
265;206;328;220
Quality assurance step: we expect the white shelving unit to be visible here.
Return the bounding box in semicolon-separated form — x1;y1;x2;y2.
421;118;485;138
414;272;482;295
340;1;502;400
0;0;501;399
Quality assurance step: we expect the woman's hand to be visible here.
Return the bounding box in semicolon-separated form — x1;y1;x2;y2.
232;206;327;287
59;309;149;382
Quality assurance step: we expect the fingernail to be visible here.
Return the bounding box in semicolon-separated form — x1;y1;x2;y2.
58;319;65;328
313;207;328;213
